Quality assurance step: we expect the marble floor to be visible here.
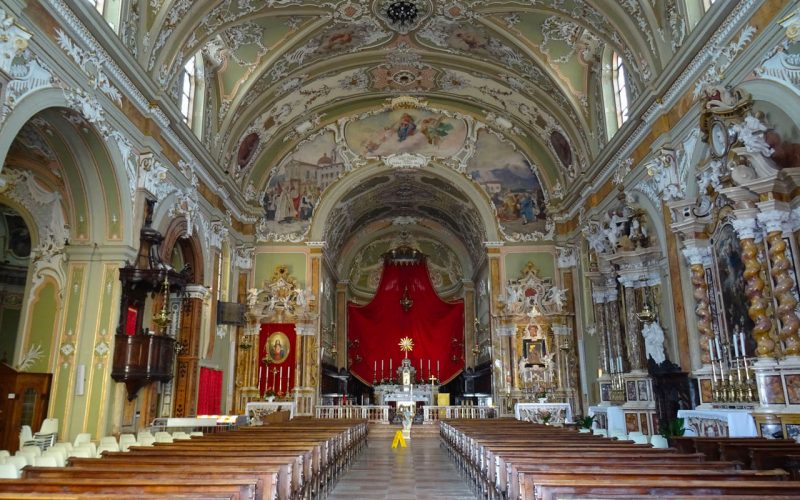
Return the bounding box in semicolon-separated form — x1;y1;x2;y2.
329;434;477;500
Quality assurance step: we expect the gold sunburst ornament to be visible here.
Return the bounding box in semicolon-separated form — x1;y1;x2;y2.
399;337;414;358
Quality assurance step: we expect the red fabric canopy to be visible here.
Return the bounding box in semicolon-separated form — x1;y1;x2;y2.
348;260;464;386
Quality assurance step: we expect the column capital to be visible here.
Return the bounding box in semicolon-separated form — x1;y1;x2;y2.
681;240;712;267
730;213;759;240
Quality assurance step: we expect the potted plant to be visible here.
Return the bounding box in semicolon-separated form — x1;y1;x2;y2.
660;417;685;446
535;390;547;403
575;415;595;433
263;390;276;402
540;411;553;425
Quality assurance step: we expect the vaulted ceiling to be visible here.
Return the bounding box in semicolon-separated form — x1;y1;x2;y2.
127;0;689;258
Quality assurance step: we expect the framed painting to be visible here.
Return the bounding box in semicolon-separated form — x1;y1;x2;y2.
626;381;638;401
712;222;756;355
523;338;546;365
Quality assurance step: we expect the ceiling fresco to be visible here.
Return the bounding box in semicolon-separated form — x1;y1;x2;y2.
125;0;685;250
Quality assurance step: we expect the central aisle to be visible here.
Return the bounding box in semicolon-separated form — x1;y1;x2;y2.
329;430;477;500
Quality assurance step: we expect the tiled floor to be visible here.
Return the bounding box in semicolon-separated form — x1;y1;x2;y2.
329;434;477;500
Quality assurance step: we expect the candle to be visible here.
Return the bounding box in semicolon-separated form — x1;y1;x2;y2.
266;367;270;390
374;360;377;373
428;359;431;377
740;330;746;358
279;366;283;392
287;367;291;389
714;337;722;361
733;332;740;358
259;366;263;391
709;339;715;361
390;358;393;373
420;358;423;376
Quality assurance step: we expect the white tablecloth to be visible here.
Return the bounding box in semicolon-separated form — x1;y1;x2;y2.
246;401;296;419
677;409;757;437
515;403;572;423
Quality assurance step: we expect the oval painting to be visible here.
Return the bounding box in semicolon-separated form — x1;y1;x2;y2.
345;109;467;157
264;331;290;365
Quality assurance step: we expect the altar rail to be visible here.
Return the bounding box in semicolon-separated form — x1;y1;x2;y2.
316;405;391;423
423;406;497;422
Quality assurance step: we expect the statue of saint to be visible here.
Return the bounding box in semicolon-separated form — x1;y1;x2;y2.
642;321;666;365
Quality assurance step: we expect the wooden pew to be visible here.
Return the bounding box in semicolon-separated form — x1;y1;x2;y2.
0;478;256;499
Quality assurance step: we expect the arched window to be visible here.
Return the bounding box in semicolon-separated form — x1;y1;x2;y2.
180;53;206;138
601;49;630;139
85;0;121;32
612;52;630;128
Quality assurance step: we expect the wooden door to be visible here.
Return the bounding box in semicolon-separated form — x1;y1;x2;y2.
0;363;52;452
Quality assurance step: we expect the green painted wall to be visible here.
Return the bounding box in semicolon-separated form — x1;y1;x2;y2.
0;307;20;363
27;283;58;373
504;252;555;280
254;252;307;288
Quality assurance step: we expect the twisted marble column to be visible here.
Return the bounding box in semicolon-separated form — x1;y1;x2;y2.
759;209;800;356
732;217;776;357
605;290;625;371
682;244;714;364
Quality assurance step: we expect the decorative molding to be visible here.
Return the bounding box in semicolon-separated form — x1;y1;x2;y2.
55;29;121;104
381;152;429;169
556;246;577;269
234;246;254;270
0;9;31;75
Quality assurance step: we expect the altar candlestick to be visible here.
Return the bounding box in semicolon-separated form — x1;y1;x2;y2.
437;360;440;381
733;332;740;358
428;359;431;378
390;358;392;375
709;339;715;361
740;330;746;358
287;367;291;390
714;337;722;361
374;360;377;373
259;366;263;393
266;367;270;390
420;359;423;377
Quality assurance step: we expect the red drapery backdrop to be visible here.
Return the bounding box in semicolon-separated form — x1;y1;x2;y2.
197;367;222;415
348;260;464;386
258;323;296;397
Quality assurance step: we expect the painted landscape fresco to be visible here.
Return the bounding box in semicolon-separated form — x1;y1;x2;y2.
261;132;341;237
467;130;547;235
346;109;467;157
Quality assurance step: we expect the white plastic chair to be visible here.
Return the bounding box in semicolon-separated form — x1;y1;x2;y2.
51;442;73;453
74;433;92;447
19;425;33;447
74;443;96;457
5;455;28;472
33;455;58;467
119;434;136;452
38;418;59;435
67;449;91;459
43;448;67;467
136;435;155;447
15;450;36;465
171;431;191;440
154;431;173;443
137;430;154;441
0;463;19;478
650;435;669;448
99;436;118;448
96;444;119;457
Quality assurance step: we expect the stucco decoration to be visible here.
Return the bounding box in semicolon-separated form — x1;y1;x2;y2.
2;168;68;296
0;9;31;75
348;231;462;297
0;50;54;126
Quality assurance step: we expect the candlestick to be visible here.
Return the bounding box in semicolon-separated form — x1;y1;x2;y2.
390;358;393;375
709;338;715;361
279;366;283;392
740;329;746;358
714;337;722;361
437;360;440;380
259;366;263;391
428;359;431;378
733;332;740;358
287;367;291;390
374;360;377;373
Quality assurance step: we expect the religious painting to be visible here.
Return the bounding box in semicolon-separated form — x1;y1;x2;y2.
625;412;638;433
549;130;573;172
639;413;650;435
260;132;340;237
712;223;755;353
600;383;611;402
786;374;800;404
523;338;546;365
760;422;784;439
637;380;649;401
264;331;290;365
699;378;713;404
626;381;638;402
467;130;548;236
345;109;467;157
786;424;800;441
759;374;786;404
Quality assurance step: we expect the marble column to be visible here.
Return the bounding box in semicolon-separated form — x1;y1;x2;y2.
731;214;777;358
605;287;625;373
681;242;714;365
758;205;800;356
591;293;609;374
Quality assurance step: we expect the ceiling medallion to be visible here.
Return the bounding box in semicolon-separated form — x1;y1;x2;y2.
373;0;431;34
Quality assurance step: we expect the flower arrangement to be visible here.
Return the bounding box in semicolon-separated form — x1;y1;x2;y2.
575;415;595;430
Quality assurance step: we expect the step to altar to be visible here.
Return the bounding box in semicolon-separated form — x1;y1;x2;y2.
368;422;441;439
